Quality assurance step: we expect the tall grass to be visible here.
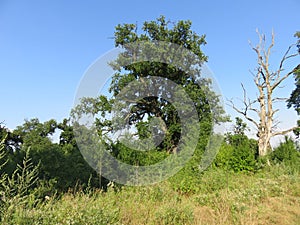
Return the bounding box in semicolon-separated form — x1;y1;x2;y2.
0;142;40;224
1;137;299;224
1;166;299;225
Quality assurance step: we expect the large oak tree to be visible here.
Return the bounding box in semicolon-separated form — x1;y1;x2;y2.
72;16;228;165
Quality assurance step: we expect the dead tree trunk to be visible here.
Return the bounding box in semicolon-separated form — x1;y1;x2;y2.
229;30;299;156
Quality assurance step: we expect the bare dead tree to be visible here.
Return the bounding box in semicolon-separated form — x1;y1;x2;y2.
228;30;300;156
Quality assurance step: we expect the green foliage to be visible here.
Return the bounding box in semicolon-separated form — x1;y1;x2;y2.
0;126;23;176
287;68;300;115
169;118;258;194
227;137;257;172
270;137;300;171
0;147;39;223
0;138;8;202
169;158;203;193
233;117;248;135
71;16;229;165
214;143;234;169
295;31;300;53
10;119;100;191
154;206;194;225
1;167;299;224
112;141;168;166
2;149;39;198
0;135;299;223
287;32;300;117
214;118;258;172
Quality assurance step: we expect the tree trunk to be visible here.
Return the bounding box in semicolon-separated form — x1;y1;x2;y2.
257;133;271;156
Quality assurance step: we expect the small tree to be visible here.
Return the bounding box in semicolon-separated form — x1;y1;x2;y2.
229;31;300;156
233;117;248;136
214;118;257;172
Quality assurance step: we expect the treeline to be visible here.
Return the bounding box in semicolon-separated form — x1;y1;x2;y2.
0;119;103;193
0;117;299;195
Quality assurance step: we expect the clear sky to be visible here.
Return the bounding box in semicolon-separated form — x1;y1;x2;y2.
0;0;299;143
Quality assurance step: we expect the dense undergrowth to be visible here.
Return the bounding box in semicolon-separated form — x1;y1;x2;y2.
1;166;300;225
1;136;300;225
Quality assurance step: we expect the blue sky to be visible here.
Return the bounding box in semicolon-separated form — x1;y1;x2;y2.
0;0;299;141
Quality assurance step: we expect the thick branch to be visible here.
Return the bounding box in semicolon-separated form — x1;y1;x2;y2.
272;126;298;136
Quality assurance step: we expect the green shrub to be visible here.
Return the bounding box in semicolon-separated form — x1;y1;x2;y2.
213;143;233;169
214;134;258;172
271;137;299;163
270;137;300;172
169;158;202;194
229;144;257;172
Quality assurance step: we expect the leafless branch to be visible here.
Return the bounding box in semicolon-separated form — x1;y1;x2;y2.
272;97;288;102
271;69;296;91
272;120;281;131
265;30;275;61
273;126;299;136
259;67;266;82
227;98;259;128
278;44;298;74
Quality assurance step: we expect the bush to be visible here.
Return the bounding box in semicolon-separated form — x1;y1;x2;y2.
169;158;203;194
214;134;258;172
271;137;299;162
270;137;300;171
